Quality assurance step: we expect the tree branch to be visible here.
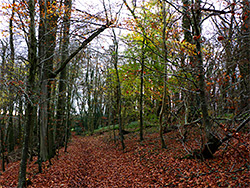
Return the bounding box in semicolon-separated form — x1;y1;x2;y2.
51;24;110;78
200;8;231;15
222;115;250;143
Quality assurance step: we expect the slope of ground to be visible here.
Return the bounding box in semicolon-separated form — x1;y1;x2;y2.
0;129;249;187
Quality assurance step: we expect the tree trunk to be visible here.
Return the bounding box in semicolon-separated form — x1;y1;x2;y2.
39;79;49;161
56;0;72;148
139;38;145;141
39;0;59;161
7;104;14;153
192;0;216;158
112;30;125;150
182;0;198;123
0;41;7;172
159;1;168;149
7;0;15;153
37;0;47;162
18;0;37;186
1;118;6;172
64;79;72;153
239;0;250;111
18;98;23;145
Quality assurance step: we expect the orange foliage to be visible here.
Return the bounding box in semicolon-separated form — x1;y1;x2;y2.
217;35;224;41
0;130;249;187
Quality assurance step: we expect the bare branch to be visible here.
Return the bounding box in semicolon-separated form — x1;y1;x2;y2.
51;24;110;78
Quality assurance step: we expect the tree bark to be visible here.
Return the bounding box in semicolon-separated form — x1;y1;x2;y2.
56;0;72;148
64;77;72;153
1;118;6;172
39;0;59;161
159;1;168;149
139;38;145;141
18;0;37;186
239;0;250;111
192;0;215;158
7;0;16;153
112;30;125;151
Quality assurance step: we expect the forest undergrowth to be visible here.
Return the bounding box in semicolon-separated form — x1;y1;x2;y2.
0;127;249;187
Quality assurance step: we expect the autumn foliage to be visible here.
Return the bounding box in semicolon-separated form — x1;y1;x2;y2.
1;128;249;187
0;0;249;187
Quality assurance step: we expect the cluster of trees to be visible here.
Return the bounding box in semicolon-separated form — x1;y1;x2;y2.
101;0;250;156
0;0;113;186
118;0;250;152
0;0;249;187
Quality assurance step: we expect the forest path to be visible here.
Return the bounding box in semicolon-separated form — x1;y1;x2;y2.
31;133;158;187
0;130;249;187
1;132;162;187
69;134;150;187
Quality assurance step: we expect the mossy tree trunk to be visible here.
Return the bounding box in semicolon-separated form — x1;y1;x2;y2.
159;1;168;149
192;0;216;158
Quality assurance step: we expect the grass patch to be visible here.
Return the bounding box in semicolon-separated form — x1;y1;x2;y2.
92;120;158;135
94;124;119;134
127;121;139;129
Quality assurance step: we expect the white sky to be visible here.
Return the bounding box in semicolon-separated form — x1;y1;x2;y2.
0;0;238;46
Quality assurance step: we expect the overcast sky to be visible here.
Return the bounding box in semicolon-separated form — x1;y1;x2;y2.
0;0;235;45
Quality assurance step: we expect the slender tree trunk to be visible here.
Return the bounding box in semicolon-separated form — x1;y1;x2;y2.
38;0;48;162
159;1;168;149
86;59;91;133
64;82;72;153
112;30;125;150
7;0;16;153
7;105;14;152
139;38;145;141
9;0;15;63
182;0;198;123
1;119;6;172
182;0;192;43
0;42;7;172
223;3;236;113
18;0;37;186
40;79;49;161
18;98;23;145
37;107;42;173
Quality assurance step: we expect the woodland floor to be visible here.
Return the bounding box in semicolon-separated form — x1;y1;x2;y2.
0;127;249;187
